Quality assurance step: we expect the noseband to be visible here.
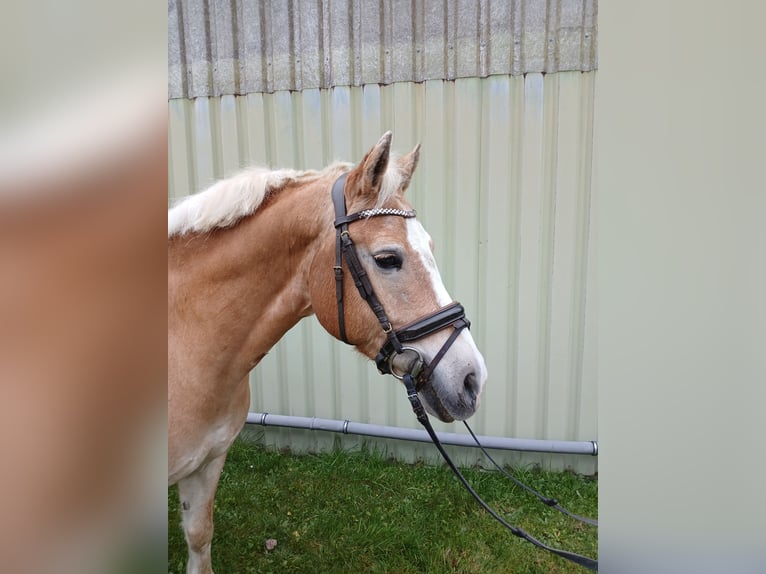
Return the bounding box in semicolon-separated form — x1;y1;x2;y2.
331;173;469;390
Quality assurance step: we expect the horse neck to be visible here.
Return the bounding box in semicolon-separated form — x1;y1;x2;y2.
168;177;334;384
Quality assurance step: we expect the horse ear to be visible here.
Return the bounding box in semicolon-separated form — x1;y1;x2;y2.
348;131;392;202
398;143;421;193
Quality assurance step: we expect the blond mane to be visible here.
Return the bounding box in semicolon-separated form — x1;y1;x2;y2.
167;163;349;237
168;153;408;237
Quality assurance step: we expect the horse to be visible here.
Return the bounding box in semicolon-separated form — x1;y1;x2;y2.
168;132;487;573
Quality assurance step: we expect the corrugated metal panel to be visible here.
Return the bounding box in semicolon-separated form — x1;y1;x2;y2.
168;0;598;98
168;72;597;473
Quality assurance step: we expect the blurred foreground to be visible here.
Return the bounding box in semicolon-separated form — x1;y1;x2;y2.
0;2;167;572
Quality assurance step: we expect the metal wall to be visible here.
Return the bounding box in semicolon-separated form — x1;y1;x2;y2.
168;71;597;473
169;0;597;97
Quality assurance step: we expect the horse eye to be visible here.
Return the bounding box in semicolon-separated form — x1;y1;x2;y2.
374;253;402;270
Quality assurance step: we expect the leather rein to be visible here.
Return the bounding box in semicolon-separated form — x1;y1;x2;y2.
331;173;598;571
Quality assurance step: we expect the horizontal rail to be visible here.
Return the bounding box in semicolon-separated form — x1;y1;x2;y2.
246;412;598;456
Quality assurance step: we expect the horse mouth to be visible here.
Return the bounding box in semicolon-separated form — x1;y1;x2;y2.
417;381;455;423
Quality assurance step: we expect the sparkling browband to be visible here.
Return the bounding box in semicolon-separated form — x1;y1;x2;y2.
357;208;417;219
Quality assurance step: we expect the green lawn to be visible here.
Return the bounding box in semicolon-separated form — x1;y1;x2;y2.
168;439;597;573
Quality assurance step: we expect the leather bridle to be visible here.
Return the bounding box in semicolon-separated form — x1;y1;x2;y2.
330;172;598;571
332;173;469;391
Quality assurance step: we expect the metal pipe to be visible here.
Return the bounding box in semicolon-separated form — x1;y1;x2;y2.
246;412;598;456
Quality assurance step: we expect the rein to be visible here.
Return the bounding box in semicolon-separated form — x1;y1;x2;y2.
403;373;599;571
331;173;598;572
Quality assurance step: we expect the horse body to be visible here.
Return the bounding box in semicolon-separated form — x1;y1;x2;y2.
168;133;486;573
168;168;339;482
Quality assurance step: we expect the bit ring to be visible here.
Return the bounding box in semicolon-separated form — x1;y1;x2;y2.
389;346;424;380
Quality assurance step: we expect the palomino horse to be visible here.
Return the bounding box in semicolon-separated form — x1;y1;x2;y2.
168;132;487;573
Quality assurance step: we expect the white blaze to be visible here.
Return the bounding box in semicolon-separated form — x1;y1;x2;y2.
405;218;488;392
405;219;452;306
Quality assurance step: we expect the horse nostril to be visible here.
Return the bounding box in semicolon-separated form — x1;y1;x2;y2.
463;372;478;401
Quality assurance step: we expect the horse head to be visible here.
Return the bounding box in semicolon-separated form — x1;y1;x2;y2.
310;132;487;422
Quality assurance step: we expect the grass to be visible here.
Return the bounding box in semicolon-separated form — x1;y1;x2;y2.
168;439;597;573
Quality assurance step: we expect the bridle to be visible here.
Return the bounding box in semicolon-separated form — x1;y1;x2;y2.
330;173;598;571
332;173;469;392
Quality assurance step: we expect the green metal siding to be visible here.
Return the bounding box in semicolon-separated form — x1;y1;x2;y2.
168;72;597;473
